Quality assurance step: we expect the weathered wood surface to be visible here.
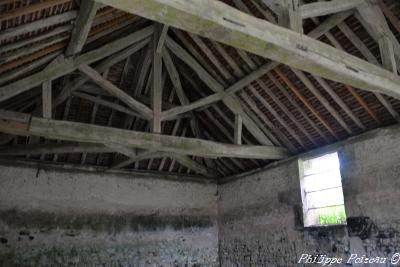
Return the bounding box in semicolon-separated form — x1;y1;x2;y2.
78;64;153;119
66;0;99;56
300;0;364;19
0;26;154;102
95;0;400;99
0;110;289;160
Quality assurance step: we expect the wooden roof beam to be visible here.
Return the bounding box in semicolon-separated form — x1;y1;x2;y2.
0;11;77;42
266;73;331;143
42;80;52;119
55;38;150;107
255;80;320;146
156;25;169;54
151;26;163;132
305;15;383;125
285;0;303;33
300;0;364;19
234;114;242;145
247;85;308;149
95;0;400;99
0;25;154;103
238;92;298;153
78;64;153;119
163;38;274;146
0;0;72;23
357;1;398;74
159;12;357;121
292;69;354;135
0;110;289;160
72;91;144;119
275;69;340;140
66;0;99;56
379;0;400;34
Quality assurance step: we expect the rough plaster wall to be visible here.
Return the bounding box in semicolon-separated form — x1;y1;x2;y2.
218;125;400;266
0;164;219;266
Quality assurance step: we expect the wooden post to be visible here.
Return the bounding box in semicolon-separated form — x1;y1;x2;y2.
94;0;400;99
287;0;303;33
379;35;397;73
152;26;163;133
234;114;242;145
42;80;52;119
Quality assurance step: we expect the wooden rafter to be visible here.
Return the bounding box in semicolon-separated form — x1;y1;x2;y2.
304;14;383;124
0;25;154;103
160;11;355;122
151;25;163;132
237;0;363;138
66;0;99;56
78;64;153;119
95;0;400;100
357;1;399;73
55;38;150;107
275;69;340;140
236;0;389;135
0;13;137;76
0;11;77;43
164;37;274;146
1;0;400;178
0;0;72;23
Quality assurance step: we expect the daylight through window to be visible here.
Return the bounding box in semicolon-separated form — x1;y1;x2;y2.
299;152;347;227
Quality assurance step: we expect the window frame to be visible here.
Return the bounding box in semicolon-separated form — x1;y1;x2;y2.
298;151;347;228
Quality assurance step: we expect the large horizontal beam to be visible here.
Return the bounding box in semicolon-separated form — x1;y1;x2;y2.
96;0;400;99
0;110;289;160
0;142;215;177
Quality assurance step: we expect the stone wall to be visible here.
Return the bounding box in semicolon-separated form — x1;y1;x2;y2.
218;125;400;267
1;125;400;267
0;162;219;266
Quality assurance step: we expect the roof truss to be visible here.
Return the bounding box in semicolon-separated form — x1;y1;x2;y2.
0;0;400;178
95;0;400;99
